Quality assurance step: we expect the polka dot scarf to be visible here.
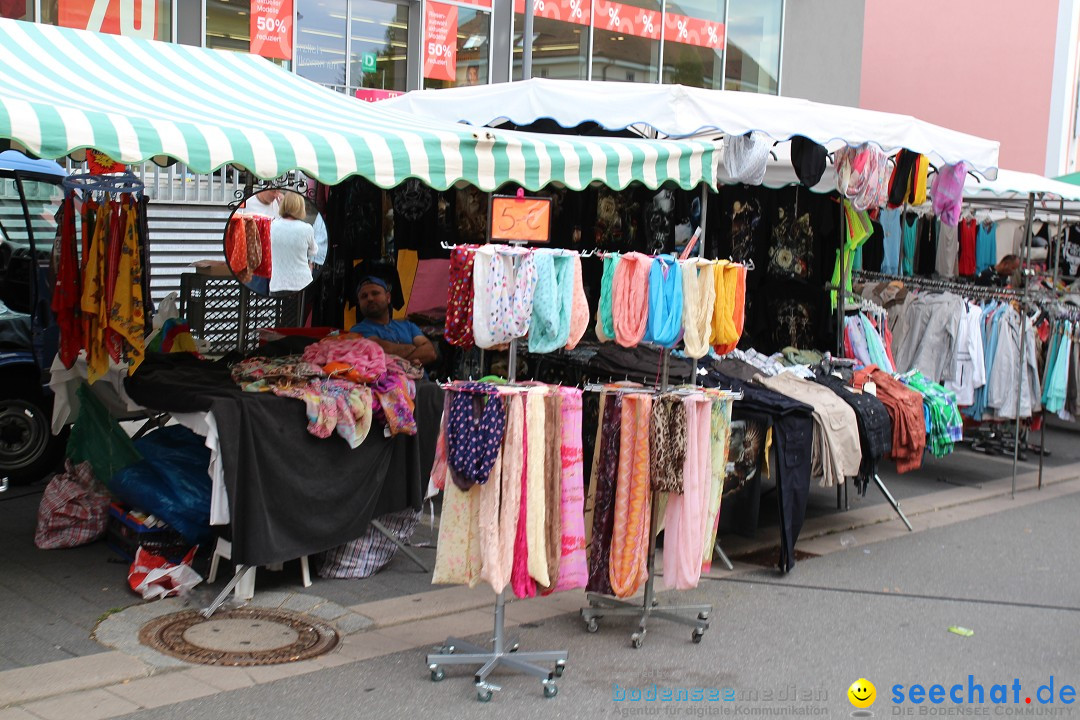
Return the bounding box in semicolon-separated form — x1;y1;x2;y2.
447;383;506;490
445;246;477;349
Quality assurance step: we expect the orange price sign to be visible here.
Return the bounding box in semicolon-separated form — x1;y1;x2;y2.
490;195;552;243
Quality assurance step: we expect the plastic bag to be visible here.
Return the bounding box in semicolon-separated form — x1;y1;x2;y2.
128;545;202;599
66;385;142;487
109;426;213;545
34;459;112;549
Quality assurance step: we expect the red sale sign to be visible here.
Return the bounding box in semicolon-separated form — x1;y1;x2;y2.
593;0;659;40
663;12;724;49
355;88;404;102
250;0;293;61
512;0;590;26
58;0;159;39
424;2;458;82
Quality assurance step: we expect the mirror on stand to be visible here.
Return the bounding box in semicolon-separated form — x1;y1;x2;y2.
223;188;326;297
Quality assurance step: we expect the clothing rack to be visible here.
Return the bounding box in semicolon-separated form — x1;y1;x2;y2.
578;351;737;649
427;345;568;702
62;171;145;197
854;270;1031;302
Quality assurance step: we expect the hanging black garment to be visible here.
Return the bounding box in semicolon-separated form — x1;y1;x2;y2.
887;149;920;208
700;369;814;573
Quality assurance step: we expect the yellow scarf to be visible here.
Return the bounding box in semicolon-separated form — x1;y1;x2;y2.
110;200;146;374
711;261;738;349
81;197;110;384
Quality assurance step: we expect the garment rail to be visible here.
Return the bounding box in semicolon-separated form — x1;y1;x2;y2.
578;350;741;649
426;343;568;703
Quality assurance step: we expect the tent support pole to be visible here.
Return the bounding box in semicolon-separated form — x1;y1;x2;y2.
1011;192;1036;499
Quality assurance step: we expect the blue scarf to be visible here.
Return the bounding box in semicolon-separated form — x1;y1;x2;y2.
528;250;574;353
447;383;505;490
645;256;683;348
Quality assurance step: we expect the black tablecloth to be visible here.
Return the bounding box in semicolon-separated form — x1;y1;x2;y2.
126;353;441;566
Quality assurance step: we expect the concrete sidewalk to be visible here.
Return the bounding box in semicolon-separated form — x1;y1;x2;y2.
2;439;1078;719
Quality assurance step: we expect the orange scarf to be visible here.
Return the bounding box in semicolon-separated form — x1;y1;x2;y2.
713;263;746;355
608;393;652;598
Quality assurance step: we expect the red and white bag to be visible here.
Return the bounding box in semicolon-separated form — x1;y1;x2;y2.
128;546;202;600
34;460;111;550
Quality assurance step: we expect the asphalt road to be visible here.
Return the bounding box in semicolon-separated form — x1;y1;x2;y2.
117;490;1080;720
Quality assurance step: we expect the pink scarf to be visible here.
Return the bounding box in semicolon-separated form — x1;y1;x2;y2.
565;256;590;350
301;336;387;382
663;395;713;590
545;387;587;593
612;252;651;348
511;405;536;599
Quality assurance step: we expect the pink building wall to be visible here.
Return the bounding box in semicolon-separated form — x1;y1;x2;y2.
859;0;1059;174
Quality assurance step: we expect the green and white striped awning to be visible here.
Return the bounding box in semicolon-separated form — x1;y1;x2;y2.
0;19;719;192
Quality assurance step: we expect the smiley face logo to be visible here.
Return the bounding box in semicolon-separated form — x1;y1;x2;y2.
848;678;876;709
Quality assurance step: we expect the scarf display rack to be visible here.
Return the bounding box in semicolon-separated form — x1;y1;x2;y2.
578;351;742;649
426;301;568;704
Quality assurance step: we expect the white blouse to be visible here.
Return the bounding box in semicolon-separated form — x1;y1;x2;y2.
269;218;316;293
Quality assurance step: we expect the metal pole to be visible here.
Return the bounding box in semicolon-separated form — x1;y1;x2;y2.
835;211;847;356
522;0;534;79
1011;192;1035;499
1054;198;1065;289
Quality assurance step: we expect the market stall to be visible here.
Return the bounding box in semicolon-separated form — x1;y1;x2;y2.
0;20;725;588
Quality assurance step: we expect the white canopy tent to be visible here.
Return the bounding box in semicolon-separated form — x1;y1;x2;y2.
382;78;1001;180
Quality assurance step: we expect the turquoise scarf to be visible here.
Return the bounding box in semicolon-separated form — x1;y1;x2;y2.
596;253;619;342
529;250;574;353
646;256;683;348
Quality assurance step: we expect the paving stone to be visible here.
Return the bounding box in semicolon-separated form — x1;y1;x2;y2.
0;708;40;720
278;593;322;613
333;612;375;635
0;652;150;706
307;602;350;621
250;591;292;608
178;665;256;692
21;688;141;720
104;672;219;709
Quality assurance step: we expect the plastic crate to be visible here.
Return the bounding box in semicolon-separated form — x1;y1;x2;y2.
105;503;192;565
179;273;301;354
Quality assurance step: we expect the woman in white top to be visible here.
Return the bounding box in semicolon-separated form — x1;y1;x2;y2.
269;192;317;294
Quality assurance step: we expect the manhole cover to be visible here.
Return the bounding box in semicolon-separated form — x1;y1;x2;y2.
139;608;339;666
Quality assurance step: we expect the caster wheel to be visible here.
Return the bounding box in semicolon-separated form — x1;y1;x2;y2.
509;643;519;653
698;611;710;621
554;660;566;678
477;689;493;703
544;683;559;699
692;629;705;644
437;645;455;655
631;633;644;649
585;619;599;633
430;667;445;682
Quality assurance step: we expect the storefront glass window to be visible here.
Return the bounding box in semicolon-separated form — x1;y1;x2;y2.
42;0;172;41
205;0;290;67
297;0;348;90
206;0;252;53
423;5;490;89
590;0;661;84
349;1;409;93
724;0;781;94
510;2;589;81
0;1;32;20
661;0;724;89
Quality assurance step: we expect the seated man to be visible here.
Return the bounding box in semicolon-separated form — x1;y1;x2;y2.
349;276;437;367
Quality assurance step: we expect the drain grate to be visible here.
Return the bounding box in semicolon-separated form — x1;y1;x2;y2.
139;608;340;666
